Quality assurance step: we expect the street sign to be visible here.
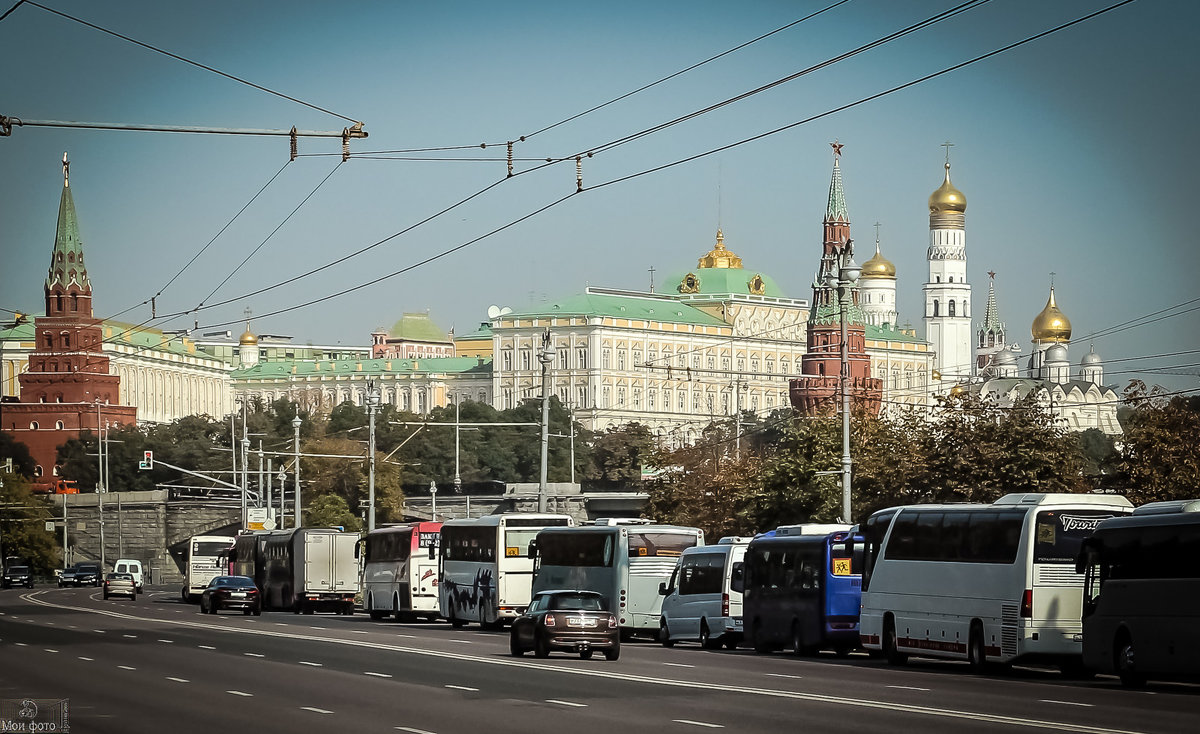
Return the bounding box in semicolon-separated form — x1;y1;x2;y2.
247;507;273;531
45;521;54;532
138;450;153;470
263;518;277;530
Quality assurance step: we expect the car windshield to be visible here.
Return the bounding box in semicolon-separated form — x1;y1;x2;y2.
8;567;29;574
106;573;132;580
550;593;605;611
78;565;99;572
214;576;255;588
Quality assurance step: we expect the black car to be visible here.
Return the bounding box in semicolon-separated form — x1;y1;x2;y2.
200;576;261;615
72;563;102;587
1;566;33;589
510;590;620;661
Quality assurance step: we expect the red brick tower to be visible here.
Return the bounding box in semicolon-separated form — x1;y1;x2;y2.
6;154;137;489
790;143;882;415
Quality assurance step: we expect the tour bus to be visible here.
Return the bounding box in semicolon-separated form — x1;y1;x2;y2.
742;529;863;656
531;523;704;635
360;522;442;621
859;493;1132;674
439;513;573;627
181;534;236;602
1076;499;1200;687
659;537;750;649
260;528;360;614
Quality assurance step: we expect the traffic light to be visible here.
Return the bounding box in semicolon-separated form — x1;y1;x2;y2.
138;450;153;470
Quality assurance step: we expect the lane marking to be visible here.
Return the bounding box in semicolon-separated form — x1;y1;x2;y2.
299;661;323;667
888;685;931;692
547;699;587;708
673;721;724;729
444;685;478;692
118;665;135;670
449;639;473;644
226;691;253;697
310;626;328;630
45;649;60;653
14;643;27;647
166;677;190;683
93;629;106;633
78;656;93;661
67;625;77;629
198;645;216;650
19;591;1142;734
765;673;804;680
394;634;416;639
123;634;137;638
364;672;393;678
395;728;436;734
158;639;174;644
352;630;368;634
244;652;264;657
45;621;55;625
663;662;694;668
276;623;289;626
301;707;333;714
1040;700;1094;708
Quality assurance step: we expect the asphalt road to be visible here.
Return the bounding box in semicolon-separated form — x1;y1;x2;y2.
1;586;1194;734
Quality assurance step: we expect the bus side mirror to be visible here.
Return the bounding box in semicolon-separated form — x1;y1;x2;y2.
658;582;669;596
354;542;362;560
527;540;538;560
730;562;745;594
429;544;437;560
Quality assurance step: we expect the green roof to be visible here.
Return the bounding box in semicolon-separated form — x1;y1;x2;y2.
454;322;493;340
505;292;727;327
0;319;35;341
387;313;451;343
0;314;209;359
232;356;492;379
865;323;926;343
662;267;786;298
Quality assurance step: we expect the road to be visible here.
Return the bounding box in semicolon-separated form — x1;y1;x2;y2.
1;586;1194;734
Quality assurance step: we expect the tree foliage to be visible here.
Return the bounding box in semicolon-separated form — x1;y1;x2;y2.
1112;383;1200;505
0;472;59;573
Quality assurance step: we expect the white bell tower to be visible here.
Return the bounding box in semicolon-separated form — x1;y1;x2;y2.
923;143;973;379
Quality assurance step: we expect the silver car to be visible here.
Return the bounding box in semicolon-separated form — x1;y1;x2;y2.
103;572;137;600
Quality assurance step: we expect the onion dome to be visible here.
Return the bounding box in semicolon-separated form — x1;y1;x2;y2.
697;229;744;269
1081;348;1102;366
1031;287;1072;343
996;348;1017;366
928;162;967;214
860;240;896;279
1046;344;1069;363
239;323;258;346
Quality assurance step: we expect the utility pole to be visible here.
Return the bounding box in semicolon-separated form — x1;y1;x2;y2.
293;413;303;528
94;401;106;570
827;240;861;524
366;381;380;532
538;329;553;513
453;395;462;495
241;403;250;531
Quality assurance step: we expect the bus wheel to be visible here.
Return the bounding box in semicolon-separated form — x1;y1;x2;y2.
700;621;721;651
659;620;675;648
968;623;987;673
791;622;814;656
1115;632;1145;688
883;616;907;665
450;611;465;629
752;620;772;655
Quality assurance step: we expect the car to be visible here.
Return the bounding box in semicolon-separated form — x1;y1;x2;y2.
1;566;34;589
509;590;620;661
113;559;144;592
102;572;137;600
200;576;261;616
57;565;77;588
72;563;102;587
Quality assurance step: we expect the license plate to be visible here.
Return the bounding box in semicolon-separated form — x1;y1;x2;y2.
566;617;596;628
231;592;247;598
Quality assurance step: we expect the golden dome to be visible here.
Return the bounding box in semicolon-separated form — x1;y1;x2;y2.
929;162;967;214
239;323;258;346
1031;288;1071;343
860;241;896;279
697;229;743;269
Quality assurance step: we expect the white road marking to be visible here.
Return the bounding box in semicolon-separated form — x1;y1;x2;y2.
673;720;724;729
1040;700;1094;708
352;630;368;634
44;649;59;653
364;672;392;678
663;662;694;668
67;625;77;629
226;691;253;697
299;661;323;667
118;665;135;670
93;629;106;633
765;673;804;680
888;685;931;692
243;652;264;657
444;685;478;692
78;656;93;661
14;643;27;647
546;699;587;708
158;639;174;643
45;621;55;625
122;634;137;638
449;639;473;644
198;645;216;650
300;707;333;714
166;677;189;683
276;623;289;626
394;728;436;734
394;634;416;639
22;593;1141;734
310;626;328;630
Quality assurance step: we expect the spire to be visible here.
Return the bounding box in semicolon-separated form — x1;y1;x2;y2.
826;141;848;222
45;153;90;293
981;270;1001;329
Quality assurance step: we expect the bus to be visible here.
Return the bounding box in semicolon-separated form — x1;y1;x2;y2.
531;524;704;635
859;493;1132;674
741;529;863;656
181;534;235;602
230;531;272;590
439;513;573;628
1076;499;1200;687
360;522;442;621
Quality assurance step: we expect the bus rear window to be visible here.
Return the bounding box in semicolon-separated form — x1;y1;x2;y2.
538;533;614;567
628;533;698;558
1035;510;1122;564
829;538;864;576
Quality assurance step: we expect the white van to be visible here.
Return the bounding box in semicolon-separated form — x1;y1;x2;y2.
114;559;144;592
658;537;751;650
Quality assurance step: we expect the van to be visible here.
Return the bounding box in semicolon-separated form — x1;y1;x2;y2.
657;537;751;650
114;559;144;592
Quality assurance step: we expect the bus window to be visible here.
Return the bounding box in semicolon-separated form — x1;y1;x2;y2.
829;536;864;576
628;532;699;558
1035;510;1123;564
504;528;542;558
538;533;614;567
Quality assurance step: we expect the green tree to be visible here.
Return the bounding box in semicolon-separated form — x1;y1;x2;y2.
0;432;36;478
1114;384;1200;505
304;493;362;532
0;472;59;573
585;423;655;489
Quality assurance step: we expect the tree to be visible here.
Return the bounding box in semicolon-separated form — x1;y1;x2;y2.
0;472;59;573
304;493;362;532
0;432;36;478
1114;384;1200;505
586;423;655;489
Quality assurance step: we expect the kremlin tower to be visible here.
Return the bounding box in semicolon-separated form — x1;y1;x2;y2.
976;271;1008;374
858;227;898;327
6;155;137;489
923;150;973;381
790;143;882;416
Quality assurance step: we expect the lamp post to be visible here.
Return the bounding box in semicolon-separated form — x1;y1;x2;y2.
292;413;303;528
366;381;380;532
94;400;106;570
824;240;861;524
453;394;462;495
537;329;554;513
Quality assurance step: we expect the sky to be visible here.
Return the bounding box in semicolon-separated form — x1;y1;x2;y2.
1;0;1197;393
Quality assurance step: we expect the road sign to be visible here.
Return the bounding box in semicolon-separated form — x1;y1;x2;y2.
263;518;277;530
247;507;273;531
45;521;55;532
138;450;153;470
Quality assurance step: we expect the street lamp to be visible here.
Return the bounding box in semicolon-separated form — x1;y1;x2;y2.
824;240;861;524
366;381;381;532
537;329;554;513
292;413;303;528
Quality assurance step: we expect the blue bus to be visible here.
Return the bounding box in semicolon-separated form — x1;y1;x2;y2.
740;529;863;656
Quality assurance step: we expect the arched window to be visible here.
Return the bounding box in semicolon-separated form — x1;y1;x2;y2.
948;300;956;317
30;421;39;430
44;332;52;348
62;332;71;348
932;300;940;317
34;465;43;478
71;294;79;311
55;420;64;430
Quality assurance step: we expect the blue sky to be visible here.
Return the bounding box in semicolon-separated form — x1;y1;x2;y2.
2;0;1196;392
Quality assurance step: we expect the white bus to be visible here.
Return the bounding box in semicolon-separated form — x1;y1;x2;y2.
859;493;1132;674
360;522;442;621
182;534;235;602
531;524;704;635
1077;499;1200;687
439;513;573;628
